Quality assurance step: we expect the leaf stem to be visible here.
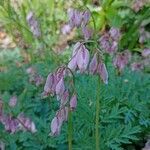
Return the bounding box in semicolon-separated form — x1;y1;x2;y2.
95;75;100;150
68;108;73;150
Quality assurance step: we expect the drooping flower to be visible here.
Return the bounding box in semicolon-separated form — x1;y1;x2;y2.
109;27;120;41
9;96;17;107
18;113;37;133
89;53;98;74
82;10;91;26
44;73;55;95
61;24;72;35
97;62;108;84
50;117;61;136
77;44;90;72
70;94;77;110
1;115;19;133
113;51;131;72
82;26;93;40
55;77;65;96
131;62;144;71
68;8;82;28
60;90;69;106
142;48;150;57
26;11;41;38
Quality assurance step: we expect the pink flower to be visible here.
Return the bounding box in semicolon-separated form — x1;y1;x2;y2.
109;27;120;41
97;62;108;84
68;8;82;27
113;51;131;72
18;113;37;133
68;55;78;71
82;26;93;40
55;78;65;96
61;24;72;35
70;94;77;110
60;90;69;106
2;115;19;133
50;117;61;136
82;10;90;26
9;96;17;107
89;53;98;74
68;42;82;71
142;49;150;57
44;73;55;94
131;62;144;71
77;44;90;72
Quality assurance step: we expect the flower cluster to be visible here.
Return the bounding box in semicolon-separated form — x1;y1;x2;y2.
43;67;77;136
26;66;44;86
0;99;36;134
68;8;92;40
68;42;108;84
26;11;41;38
132;0;146;12
99;27;121;54
139;26;150;44
113;50;131;73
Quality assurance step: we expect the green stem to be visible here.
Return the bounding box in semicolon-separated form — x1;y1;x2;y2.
68;108;73;150
95;76;100;150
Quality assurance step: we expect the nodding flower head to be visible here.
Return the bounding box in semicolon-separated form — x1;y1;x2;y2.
77;44;90;72
142;49;150;57
18;113;37;133
68;8;82;28
2;115;19;133
82;26;93;40
109;27;120;41
113;51;131;72
89;53;98;74
44;73;55;95
82;10;90;27
55;77;65;96
9;96;17;107
131;62;144;71
50;117;61;136
97;62;108;84
70;94;77;110
26;11;41;38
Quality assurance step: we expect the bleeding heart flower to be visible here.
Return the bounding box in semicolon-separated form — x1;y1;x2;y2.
97;62;108;84
113;51;131;72
77;44;90;72
70;94;77;110
9;96;17;107
82;10;90;26
55;78;65;96
142;49;150;57
82;26;93;40
89;53;98;74
50;117;61;136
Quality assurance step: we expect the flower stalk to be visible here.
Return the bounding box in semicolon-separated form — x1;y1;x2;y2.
95;75;100;150
68;108;73;150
